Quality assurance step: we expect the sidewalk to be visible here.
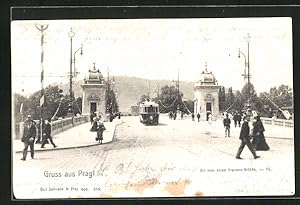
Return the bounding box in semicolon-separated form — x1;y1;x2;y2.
14;119;123;153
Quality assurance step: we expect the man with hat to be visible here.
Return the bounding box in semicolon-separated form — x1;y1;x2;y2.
41;118;57;148
21;115;37;160
223;113;231;137
236;115;260;160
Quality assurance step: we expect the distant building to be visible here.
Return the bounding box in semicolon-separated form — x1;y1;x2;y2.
194;64;220;120
81;63;106;117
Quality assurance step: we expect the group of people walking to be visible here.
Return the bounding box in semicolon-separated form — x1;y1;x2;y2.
21;115;57;161
20;112;107;161
191;112;212;123
168;111;177;120
191;113;201;122
222;111;270;159
234;114;270;159
90;113;106;144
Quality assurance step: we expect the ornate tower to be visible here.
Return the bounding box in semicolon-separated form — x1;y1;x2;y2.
194;63;220;120
81;63;106;117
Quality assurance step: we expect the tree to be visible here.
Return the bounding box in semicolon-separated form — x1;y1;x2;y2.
257;85;293;118
218;86;226;112
156;85;185;113
225;87;235;112
18;85;66;121
73;97;82;115
241;82;256;104
106;88;119;114
138;94;150;104
182;99;194;114
13;93;29;123
233;90;243;112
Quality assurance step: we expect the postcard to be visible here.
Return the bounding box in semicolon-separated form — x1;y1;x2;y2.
11;15;294;198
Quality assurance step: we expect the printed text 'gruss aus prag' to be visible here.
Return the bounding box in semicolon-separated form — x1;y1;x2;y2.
44;170;96;178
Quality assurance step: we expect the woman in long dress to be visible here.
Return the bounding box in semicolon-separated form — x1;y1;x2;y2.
90;117;105;143
252;116;270;151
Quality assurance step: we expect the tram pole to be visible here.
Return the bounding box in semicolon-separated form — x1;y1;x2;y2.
35;24;49;143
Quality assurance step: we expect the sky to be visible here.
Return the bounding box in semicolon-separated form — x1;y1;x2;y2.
11;17;293;96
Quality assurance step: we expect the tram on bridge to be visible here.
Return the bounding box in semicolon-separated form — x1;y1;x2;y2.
139;100;159;125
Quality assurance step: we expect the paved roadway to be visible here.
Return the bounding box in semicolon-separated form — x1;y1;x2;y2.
13;115;294;198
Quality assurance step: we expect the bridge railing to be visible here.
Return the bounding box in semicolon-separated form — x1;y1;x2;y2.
260;117;294;128
216;115;293;128
16;115;89;140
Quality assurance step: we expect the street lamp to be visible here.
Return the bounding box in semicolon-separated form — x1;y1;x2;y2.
73;44;83;78
238;48;247;82
68;28;75;115
238;33;252;115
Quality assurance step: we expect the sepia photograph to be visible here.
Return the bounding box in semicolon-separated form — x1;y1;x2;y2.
11;16;294;198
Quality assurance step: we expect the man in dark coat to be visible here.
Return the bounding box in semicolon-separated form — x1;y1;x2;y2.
197;113;200;122
21;116;37;160
191;113;195;121
236;115;260;159
237;112;242;127
41;119;57;148
223;114;231;137
233;112;238;127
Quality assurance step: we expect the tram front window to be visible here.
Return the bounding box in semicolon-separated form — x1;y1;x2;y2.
149;106;154;113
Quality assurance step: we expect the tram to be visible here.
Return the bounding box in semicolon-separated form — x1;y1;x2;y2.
139;100;159;125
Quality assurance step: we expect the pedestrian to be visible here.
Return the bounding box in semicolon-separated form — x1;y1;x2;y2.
40;119;49;145
41;119;57;148
169;111;172;120
109;113;114;122
237;112;242;127
235;115;260;160
90;117;106;144
208;112;212;124
90;112;94;124
173;112;177;120
191;113;195;121
118;112;121;119
197;113;200;122
181;112;184;120
35;118;43;144
21;115;37;160
90;117;98;132
252;115;270;151
223;114;231;137
233;112;238;127
96;117;106;144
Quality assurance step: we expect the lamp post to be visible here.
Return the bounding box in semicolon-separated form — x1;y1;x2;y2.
68;28;75;115
73;44;83;78
238;48;247;82
238;33;251;115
